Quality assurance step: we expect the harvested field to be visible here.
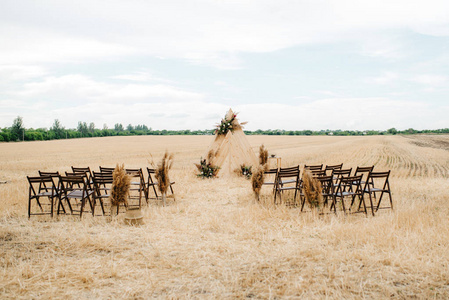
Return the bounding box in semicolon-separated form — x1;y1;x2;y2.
1;135;449;299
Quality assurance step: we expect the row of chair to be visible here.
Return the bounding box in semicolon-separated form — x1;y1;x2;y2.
264;163;393;216
27;166;176;218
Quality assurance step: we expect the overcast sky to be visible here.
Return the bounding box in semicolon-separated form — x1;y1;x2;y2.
1;0;448;131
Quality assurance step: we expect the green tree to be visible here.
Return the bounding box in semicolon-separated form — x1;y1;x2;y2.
114;123;124;132
77;121;88;137
89;122;95;134
11;116;24;141
51;119;65;139
387;128;398;135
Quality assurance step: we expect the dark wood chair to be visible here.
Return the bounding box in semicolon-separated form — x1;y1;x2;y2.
262;168;278;191
333;175;366;215
71;166;93;183
332;168;352;187
354;165;374;188
363;171;393;214
304;164;323;171
325;163;343;175
274;168;301;206
317;175;336;210
126;168;147;208
99;166;115;174
310;169;327;177
300;174;335;212
27;175;58;218
278;165;300;185
146;168;176;202
91;171;113;216
58;175;94;218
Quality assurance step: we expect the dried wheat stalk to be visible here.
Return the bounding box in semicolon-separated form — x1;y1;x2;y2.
152;151;174;205
109;163;131;206
302;170;323;209
259;144;268;166
252;165;267;201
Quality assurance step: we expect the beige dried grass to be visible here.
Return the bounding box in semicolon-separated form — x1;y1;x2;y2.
109;164;131;206
1;135;449;298
251;165;267;201
302;170;323;209
151;151;174;205
259;144;268;166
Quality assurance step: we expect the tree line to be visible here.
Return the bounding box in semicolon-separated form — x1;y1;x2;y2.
1;116;448;142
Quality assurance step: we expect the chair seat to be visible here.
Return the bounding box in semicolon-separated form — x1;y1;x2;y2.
67;190;94;199
278;186;299;191
279;179;296;184
367;187;384;192
36;191;56;197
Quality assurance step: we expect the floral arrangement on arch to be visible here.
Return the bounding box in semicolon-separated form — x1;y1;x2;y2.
195;150;220;178
239;164;253;179
214;112;246;135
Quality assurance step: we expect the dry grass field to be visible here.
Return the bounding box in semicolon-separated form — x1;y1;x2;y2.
1;134;449;299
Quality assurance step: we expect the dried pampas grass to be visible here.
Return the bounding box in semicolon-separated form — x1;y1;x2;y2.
251;165;267;201
110;163;131;206
151;151;174;205
302;170;323;209
259;144;268;166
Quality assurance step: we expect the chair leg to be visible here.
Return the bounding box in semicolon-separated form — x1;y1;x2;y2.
170;185;175;201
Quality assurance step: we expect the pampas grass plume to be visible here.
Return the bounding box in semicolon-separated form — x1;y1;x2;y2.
302;170;323;209
153;151;174;195
259;144;268;166
110;163;131;206
252;165;268;201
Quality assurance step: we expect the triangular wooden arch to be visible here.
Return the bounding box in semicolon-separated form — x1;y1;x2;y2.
204;109;258;177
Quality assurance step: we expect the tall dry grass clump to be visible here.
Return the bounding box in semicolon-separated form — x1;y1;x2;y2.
251;165;267;201
259;144;268;166
302;170;323;210
109;163;131;214
152;151;174;206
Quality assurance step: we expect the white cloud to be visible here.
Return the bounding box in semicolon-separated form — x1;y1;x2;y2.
370;72;399;85
9;74;204;103
411;74;449;86
0;24;138;65
238;97;444;130
1;0;448;66
0;65;47;81
112;72;173;84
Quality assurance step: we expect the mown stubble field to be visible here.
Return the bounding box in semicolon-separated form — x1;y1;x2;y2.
0;134;448;299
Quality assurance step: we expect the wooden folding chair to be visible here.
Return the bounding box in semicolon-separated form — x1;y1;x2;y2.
91;171;113;216
146;168;176;202
304;164;323;171
274;168;301;206
262;168;278;191
354;166;374;189
325;163;343;175
363;171;393;214
317;175;335;210
27;175;58;218
71;166;93;182
99;166;115;174
332;168;352;187
311;169;327;177
278;165;300;185
300;175;335;212
126;168;147;208
58;175;94;218
333;175;367;215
